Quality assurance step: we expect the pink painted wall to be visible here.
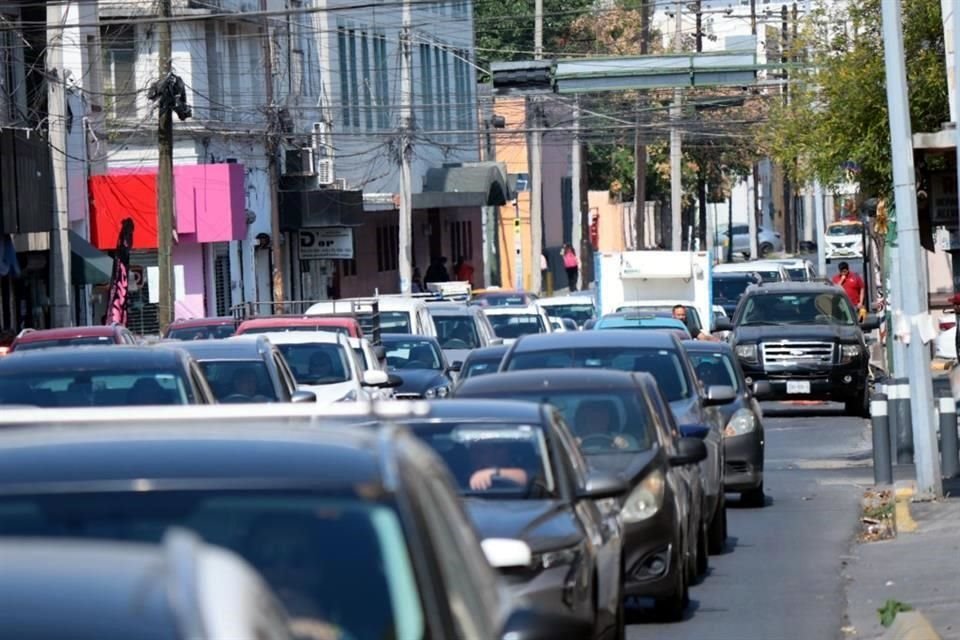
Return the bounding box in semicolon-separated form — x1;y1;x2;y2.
174;163;247;242
172;242;207;320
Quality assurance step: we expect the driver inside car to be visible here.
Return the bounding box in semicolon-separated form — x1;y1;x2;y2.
574;399;636;450
468;440;530;490
230;366;260;398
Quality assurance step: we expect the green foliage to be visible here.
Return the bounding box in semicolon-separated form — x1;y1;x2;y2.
759;0;949;197
877;599;913;627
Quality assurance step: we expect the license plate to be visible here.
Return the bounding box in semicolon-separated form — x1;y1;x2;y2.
786;380;811;394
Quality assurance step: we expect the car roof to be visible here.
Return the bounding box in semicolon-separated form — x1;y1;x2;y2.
536;295;595;306
253;331;344;345
426;303;481;316
167;317;236;329
308;297;424;313
462;344;509;359
381;333;440;345
616;300;692;308
713;262;786;273
745;280;841;294
399;398;545;422
681;340;735;355
15;326;120;342
0;345;187;371
238;316;359;329
482;304;542;315
456;368;652;393
0;413;390;489
157;336;268;360
509;329;679;350
712;271;761;280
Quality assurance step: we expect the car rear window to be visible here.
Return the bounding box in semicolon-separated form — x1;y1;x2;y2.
0;371;190;407
166;325;236;341
14;336;115;350
687;352;740;391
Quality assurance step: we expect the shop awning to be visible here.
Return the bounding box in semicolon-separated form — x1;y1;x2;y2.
70;230;113;285
414;162;512;209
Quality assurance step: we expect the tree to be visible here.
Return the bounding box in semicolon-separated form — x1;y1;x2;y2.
758;0;949;198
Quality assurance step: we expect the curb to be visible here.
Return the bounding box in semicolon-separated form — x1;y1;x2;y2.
894;481;917;534
882;611;942;640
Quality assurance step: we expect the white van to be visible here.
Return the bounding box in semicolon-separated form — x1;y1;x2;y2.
306;297;438;337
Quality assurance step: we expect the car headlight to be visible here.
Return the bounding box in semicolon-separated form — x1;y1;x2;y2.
336;389;358;402
735;344;759;363
533;545;580;571
724;408;757;437
839;343;861;363
621;469;665;523
424;385;450;399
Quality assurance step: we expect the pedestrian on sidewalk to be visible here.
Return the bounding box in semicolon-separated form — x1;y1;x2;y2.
562;244;580;292
832;261;865;316
454;256;474;286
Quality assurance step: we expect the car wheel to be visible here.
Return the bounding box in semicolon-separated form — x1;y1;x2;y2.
845;391;870;418
707;495;727;554
654;560;688;622
695;520;709;577
759;242;774;257
614;577;626;640
742;482;765;508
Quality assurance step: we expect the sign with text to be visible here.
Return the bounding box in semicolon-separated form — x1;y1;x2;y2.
299;227;354;260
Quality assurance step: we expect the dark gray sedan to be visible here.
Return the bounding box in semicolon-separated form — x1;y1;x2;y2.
683;340;766;507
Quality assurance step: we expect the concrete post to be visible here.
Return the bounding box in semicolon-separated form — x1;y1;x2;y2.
872;393;893;485
940;396;959;479
888;378;914;464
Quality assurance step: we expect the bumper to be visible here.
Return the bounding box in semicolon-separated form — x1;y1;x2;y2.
621;503;683;598
740;364;867;402
502;564;592;620
723;431;764;491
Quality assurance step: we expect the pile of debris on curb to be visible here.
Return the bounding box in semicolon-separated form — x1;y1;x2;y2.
860;487;896;542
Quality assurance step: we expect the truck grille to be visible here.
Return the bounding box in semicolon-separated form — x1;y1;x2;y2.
761;341;834;367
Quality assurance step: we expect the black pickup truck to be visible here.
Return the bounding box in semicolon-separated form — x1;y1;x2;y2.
715;281;880;416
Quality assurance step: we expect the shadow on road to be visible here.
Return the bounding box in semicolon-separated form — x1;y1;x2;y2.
761;402;846;419
625;597;701;624
727;493;774;510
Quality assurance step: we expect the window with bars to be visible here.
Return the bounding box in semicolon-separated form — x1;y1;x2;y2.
360;31;373;130
337;27;352;127
101;24;137;120
376;225;399;272
450;220;474;262
214;253;231;316
374;34;390;129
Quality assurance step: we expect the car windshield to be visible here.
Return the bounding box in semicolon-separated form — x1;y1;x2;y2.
755;270;784;283
543;304;595;326
785;268;809;281
243;325;348;336
0;371;190;407
828;222;862;236
380;312;412;333
461;357;501;380
15;336;115;350
384;339;443;371
406;422;556;499
0;492;426;640
507;347;691;402
713;278;754;302
596;316;686;333
739;292;856;326
688;352;740;392
166;325;236;340
476;294;529;307
275;343;352;385
197;360;279;403
487;314;546;339
614;306;701;333
434;316;481;350
490;390;654;453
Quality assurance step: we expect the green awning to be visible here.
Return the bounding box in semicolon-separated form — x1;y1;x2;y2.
414;162;512;209
69;230;113;285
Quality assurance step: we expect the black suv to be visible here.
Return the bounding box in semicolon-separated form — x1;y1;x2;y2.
716;281;879;416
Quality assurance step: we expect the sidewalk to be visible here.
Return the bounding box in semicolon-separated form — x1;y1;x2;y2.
843;485;960;639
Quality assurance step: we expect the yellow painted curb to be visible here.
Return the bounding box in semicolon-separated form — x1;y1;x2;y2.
882;611;942;640
894;485;918;533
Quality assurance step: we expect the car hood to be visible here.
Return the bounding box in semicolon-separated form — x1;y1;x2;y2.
441;348;472;365
464;498;581;553
299;380;357;405
391;368;451;394
734;323;862;343
586;448;660;486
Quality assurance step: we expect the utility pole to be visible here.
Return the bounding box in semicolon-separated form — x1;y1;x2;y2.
529;0;544;292
397;0;414;294
261;0;285;307
780;4;793;254
747;0;759;260
813;179;826;275
571;96;583;262
633;0;651;249
156;0;175;332
695;0;707;249
881;0;941;497
670;0;683;251
47;1;73;328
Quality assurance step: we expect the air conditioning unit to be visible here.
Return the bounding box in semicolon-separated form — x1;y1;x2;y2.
316;158;335;185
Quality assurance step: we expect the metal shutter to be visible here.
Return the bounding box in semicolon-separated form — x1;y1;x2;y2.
213;243;230;316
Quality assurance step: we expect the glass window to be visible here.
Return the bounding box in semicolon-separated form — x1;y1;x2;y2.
434;316;480;349
274;343;352;385
0;371;190;407
543;304;595;326
337;27;352;127
0;492;426;640
712;278;754;303
405;422;556;499
827;222;862;236
460;358;500;380
14;336;115;350
380;311;412;334
384;339;442;371
739;292;856;326
507;347;691;402
166;325;236;340
786;268;808;281
755;270;784;283
198;360;278;403
487;314;546;339
687;352;740;391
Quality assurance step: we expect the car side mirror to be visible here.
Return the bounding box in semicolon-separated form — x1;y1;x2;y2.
500;607;594;640
705;385;737;405
752;380;772;399
481;538;531;569
385;373;404;388
583;319;597;330
450;360;463;373
670;436;708;466
714;318;733;332
291;390;316;404
860;313;881;331
578;471;628;500
362;370;390;387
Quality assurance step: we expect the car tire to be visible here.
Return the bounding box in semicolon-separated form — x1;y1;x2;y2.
655;561;688;622
614;576;626;640
742;483;765;508
695;520;709;577
845;391;870;418
707;495;727;554
759;242;774;257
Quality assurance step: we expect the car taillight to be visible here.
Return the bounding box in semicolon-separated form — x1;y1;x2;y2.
0;346;9;356
940;320;956;331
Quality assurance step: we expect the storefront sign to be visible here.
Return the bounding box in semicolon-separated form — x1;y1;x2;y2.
299;227;354;260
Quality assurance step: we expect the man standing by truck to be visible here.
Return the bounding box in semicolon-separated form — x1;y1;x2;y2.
832;262;865;316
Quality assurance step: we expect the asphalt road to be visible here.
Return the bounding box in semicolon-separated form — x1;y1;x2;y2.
627;403;873;639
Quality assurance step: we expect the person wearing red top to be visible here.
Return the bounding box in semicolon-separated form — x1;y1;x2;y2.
832;262;865;309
